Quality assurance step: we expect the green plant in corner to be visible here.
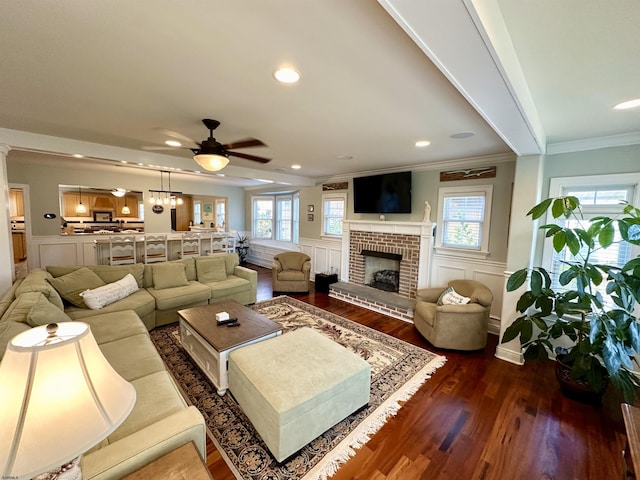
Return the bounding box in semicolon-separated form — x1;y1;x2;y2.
502;196;640;402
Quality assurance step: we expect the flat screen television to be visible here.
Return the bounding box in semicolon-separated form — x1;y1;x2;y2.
353;171;412;214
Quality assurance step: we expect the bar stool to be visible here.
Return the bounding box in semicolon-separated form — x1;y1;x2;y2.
109;235;137;265
179;232;201;258
144;234;168;264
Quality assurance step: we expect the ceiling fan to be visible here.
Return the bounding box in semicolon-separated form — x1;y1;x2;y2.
143;118;270;171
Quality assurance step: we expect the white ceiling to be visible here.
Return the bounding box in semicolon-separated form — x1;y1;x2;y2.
1;0;638;187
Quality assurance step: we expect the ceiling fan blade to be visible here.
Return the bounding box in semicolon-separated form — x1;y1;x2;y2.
142;146;179;151
221;138;266;150
228;151;271;163
155;128;199;145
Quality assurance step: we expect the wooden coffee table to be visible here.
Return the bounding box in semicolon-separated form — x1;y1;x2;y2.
178;300;282;395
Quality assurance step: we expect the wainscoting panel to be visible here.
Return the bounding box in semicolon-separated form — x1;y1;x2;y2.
38;242;79;268
430;253;506;335
299;237;343;276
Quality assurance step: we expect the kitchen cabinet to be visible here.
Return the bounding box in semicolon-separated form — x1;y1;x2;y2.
63;192;91;217
174;196;193;231
12;232;26;262
9;189;24;217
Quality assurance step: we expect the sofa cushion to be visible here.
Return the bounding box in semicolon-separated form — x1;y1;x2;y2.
106;371;187;443
0;320;30;359
147;281;211;311
205;275;251;298
0;291;69;326
80;274;139;310
0;278;23;319
26;292;73;327
64;289;156;322
195;256;227;283
47;264;146;289
224;253;240;275
82;310;148;344
15;269;64;311
48;267;106;308
143;258;196;287
99;333;165;382
152;263;189;290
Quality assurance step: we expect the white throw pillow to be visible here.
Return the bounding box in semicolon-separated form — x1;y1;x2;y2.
440;288;471;305
80;273;139;310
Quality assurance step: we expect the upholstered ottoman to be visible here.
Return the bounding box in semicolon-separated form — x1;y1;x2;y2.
228;327;371;462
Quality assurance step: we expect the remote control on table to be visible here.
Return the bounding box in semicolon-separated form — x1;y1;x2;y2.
217;317;238;325
227;321;241;327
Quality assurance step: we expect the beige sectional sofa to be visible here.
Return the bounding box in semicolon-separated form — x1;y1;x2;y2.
0;253;256;478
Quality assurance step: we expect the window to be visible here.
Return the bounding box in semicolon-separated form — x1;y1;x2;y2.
193;201;201;225
276;196;292;241
322;193;346;237
252;193;300;243
436;185;492;255
215;199;226;228
543;175;640;309
138;202;144;221
253;197;273;239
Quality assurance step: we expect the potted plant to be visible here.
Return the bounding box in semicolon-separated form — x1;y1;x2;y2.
236;233;249;265
502;196;640;402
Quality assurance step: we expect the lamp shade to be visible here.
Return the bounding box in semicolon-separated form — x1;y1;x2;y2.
0;322;136;480
193;153;230;172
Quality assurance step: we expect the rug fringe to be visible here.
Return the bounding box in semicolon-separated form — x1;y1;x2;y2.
303;354;447;480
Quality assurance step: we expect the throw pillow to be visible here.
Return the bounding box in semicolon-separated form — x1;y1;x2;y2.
47;267;106;308
27;293;72;327
80;273;139;310
196;257;227;283
440;287;471;305
152;262;189;290
436;287;453;306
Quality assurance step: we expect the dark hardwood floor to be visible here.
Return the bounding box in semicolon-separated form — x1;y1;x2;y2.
205;264;627;480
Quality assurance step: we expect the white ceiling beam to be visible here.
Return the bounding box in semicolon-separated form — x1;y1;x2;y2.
378;0;545;156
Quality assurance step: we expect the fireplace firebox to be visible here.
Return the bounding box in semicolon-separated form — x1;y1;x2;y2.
361;249;402;293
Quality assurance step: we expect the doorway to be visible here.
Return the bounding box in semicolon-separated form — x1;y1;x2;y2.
9;185;29;279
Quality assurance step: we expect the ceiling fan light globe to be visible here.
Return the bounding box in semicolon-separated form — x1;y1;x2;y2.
194;154;230;172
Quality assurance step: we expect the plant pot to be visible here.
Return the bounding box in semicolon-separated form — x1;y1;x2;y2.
554;355;608;404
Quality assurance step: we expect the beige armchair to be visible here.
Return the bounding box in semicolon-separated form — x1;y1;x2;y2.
413;279;493;350
272;252;312;293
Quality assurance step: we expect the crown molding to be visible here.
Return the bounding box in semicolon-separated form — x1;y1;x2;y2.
546;131;640;155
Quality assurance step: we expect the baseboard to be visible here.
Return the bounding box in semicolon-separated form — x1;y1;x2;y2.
494;345;524;365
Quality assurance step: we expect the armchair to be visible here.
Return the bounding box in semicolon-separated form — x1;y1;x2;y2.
272;252;312;293
413;279;493;350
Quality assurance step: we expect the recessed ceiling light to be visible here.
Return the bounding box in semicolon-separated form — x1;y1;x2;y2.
120;160;128;164
336;155;353;160
72;154;84;158
291;164;301;169
165;140;181;147
255;178;274;183
450;131;475;139
216;173;225;177
415;140;431;147
614;98;640;110
273;67;301;84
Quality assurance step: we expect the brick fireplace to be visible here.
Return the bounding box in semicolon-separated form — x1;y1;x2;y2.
331;220;434;321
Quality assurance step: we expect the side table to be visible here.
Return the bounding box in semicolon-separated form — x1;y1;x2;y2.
315;273;338;294
121;441;212;480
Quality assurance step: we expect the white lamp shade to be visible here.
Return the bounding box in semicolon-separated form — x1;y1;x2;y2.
75;202;86;214
0;322;136;480
193;154;229;172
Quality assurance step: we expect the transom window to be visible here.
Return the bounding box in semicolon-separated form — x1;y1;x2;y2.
436;185;492;255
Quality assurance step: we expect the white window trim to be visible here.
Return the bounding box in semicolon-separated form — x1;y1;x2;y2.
251;193;300;244
321;192;347;239
542;173;640;270
435;185;492;259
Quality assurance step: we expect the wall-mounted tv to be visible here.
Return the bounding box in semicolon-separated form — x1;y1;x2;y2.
353;171;412;214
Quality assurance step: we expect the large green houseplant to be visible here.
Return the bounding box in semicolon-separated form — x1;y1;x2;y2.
502;196;640;402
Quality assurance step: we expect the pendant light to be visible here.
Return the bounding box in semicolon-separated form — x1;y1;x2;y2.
75;186;86;214
121;196;131;215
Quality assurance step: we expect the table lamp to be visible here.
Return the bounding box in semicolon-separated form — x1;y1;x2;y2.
0;322;136;480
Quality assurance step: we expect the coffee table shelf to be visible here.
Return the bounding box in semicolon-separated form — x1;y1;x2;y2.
178;300;282;395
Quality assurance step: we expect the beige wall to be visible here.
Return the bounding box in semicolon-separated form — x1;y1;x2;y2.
246;160;517;263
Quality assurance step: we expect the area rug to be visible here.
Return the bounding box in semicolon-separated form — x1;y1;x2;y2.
150;296;446;480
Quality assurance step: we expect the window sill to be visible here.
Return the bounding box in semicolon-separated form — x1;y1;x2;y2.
434;246;490;260
320;234;342;241
250;239;299;251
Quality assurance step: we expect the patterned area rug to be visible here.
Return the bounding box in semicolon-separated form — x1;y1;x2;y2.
150;296;446;480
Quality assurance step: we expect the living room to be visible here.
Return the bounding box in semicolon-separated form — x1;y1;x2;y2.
1;1;639;479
